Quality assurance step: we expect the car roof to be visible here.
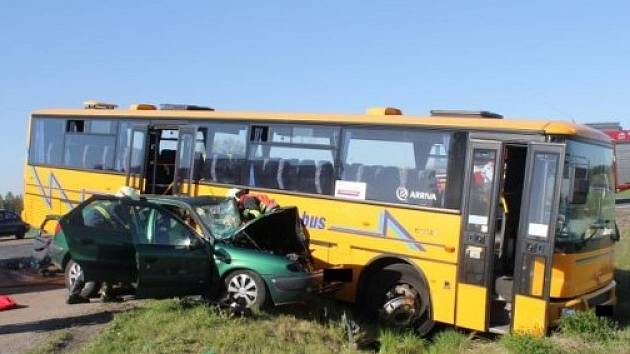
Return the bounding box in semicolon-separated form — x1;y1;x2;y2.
143;195;228;206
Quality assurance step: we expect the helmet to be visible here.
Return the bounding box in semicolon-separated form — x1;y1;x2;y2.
226;188;242;199
115;186;141;201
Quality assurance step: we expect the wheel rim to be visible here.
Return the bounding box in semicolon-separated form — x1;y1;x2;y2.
68;262;82;287
226;273;258;307
380;284;424;328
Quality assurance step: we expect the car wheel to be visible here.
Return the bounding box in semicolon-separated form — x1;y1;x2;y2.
64;259;100;299
15;230;25;239
224;270;268;309
366;263;434;336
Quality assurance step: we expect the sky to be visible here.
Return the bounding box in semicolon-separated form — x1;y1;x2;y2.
1;1;630;194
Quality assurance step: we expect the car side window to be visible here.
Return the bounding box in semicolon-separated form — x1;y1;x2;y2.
5;212;17;221
79;200;132;232
132;206;193;246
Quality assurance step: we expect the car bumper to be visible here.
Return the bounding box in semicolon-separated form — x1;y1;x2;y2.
48;242;66;270
548;280;617;325
264;271;323;305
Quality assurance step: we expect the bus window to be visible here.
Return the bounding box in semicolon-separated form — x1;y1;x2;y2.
202;123;248;185
63;134;116;170
114;121;149;173
29;118;65;166
340;128;459;208
247;125;337;195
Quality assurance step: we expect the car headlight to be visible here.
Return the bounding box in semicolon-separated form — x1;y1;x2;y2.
286;262;305;273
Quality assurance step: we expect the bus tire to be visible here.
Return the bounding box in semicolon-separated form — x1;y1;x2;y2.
366;263;434;336
64;259;100;299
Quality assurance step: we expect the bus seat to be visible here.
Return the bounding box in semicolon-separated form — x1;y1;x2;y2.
81;145;91;169
297;160;317;193
207;154;216;181
226;157;244;184
214;154;230;183
193;152;204;180
119;147;129;171
342;163;361;181
316;161;334;195
277;159;298;190
158;149;176;178
355;165;365;182
262;158;280;188
361;165;379;199
252;159;265;185
159;149;176;164
375;166;400;201
101;146;112;170
46;143;56;164
414;169;439;206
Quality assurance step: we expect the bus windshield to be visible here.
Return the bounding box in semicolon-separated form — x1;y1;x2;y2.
556;140;616;251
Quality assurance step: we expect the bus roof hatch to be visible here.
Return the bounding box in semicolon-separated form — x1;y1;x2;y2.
83;100;118;110
366;107;403;116
159;104;214;111
430;110;503;119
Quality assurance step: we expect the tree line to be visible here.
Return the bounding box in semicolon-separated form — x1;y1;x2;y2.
0;192;23;213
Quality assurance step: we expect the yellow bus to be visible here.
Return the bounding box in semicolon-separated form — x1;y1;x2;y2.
23;102;618;335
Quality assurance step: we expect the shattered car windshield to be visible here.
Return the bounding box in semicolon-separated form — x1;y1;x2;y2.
195;199;241;239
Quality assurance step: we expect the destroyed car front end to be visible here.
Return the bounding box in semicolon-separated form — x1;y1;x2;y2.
144;195;321;307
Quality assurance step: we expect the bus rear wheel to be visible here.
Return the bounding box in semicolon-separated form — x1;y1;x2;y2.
366;263;434;336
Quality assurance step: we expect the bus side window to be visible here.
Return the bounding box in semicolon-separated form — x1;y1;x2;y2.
202;123;248;185
340;128;466;209
29;118;65;166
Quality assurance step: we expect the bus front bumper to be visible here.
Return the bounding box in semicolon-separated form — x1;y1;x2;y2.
548;280;616;325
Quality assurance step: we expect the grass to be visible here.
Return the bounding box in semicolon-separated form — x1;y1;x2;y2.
77;299;359;354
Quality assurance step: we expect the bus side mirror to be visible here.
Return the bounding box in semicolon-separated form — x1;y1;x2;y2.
612;223;621;242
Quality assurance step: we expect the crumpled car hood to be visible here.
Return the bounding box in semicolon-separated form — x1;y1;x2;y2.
229;207;309;257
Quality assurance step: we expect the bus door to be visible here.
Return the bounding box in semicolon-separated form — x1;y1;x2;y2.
173;125;201;195
511;143;564;334
125;124;149;192
456;140;503;332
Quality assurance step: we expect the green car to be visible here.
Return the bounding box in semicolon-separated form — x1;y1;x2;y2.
48;194;318;307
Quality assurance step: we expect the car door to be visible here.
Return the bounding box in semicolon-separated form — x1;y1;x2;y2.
0;211;8;234
5;212;21;233
129;202;214;298
62;197;137;283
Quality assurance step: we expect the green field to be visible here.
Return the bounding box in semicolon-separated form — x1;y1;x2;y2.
29;212;630;354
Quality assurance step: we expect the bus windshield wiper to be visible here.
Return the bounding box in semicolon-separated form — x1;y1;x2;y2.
581;220;611;244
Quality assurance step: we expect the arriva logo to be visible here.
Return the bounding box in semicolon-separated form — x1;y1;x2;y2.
395;186;436;203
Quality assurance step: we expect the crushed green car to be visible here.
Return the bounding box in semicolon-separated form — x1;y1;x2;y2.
48;194;319;307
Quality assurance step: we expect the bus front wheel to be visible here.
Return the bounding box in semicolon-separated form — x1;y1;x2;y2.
366;263;434;336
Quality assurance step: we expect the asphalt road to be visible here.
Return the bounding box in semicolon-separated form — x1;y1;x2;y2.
0;236;138;354
0;237;33;263
0;274;137;354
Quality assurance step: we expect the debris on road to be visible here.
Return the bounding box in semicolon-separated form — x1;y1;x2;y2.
0;295;17;311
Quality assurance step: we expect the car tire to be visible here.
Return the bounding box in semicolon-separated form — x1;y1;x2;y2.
223;270;269;309
15;230;25;239
365;263;434;336
64;259;100;299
